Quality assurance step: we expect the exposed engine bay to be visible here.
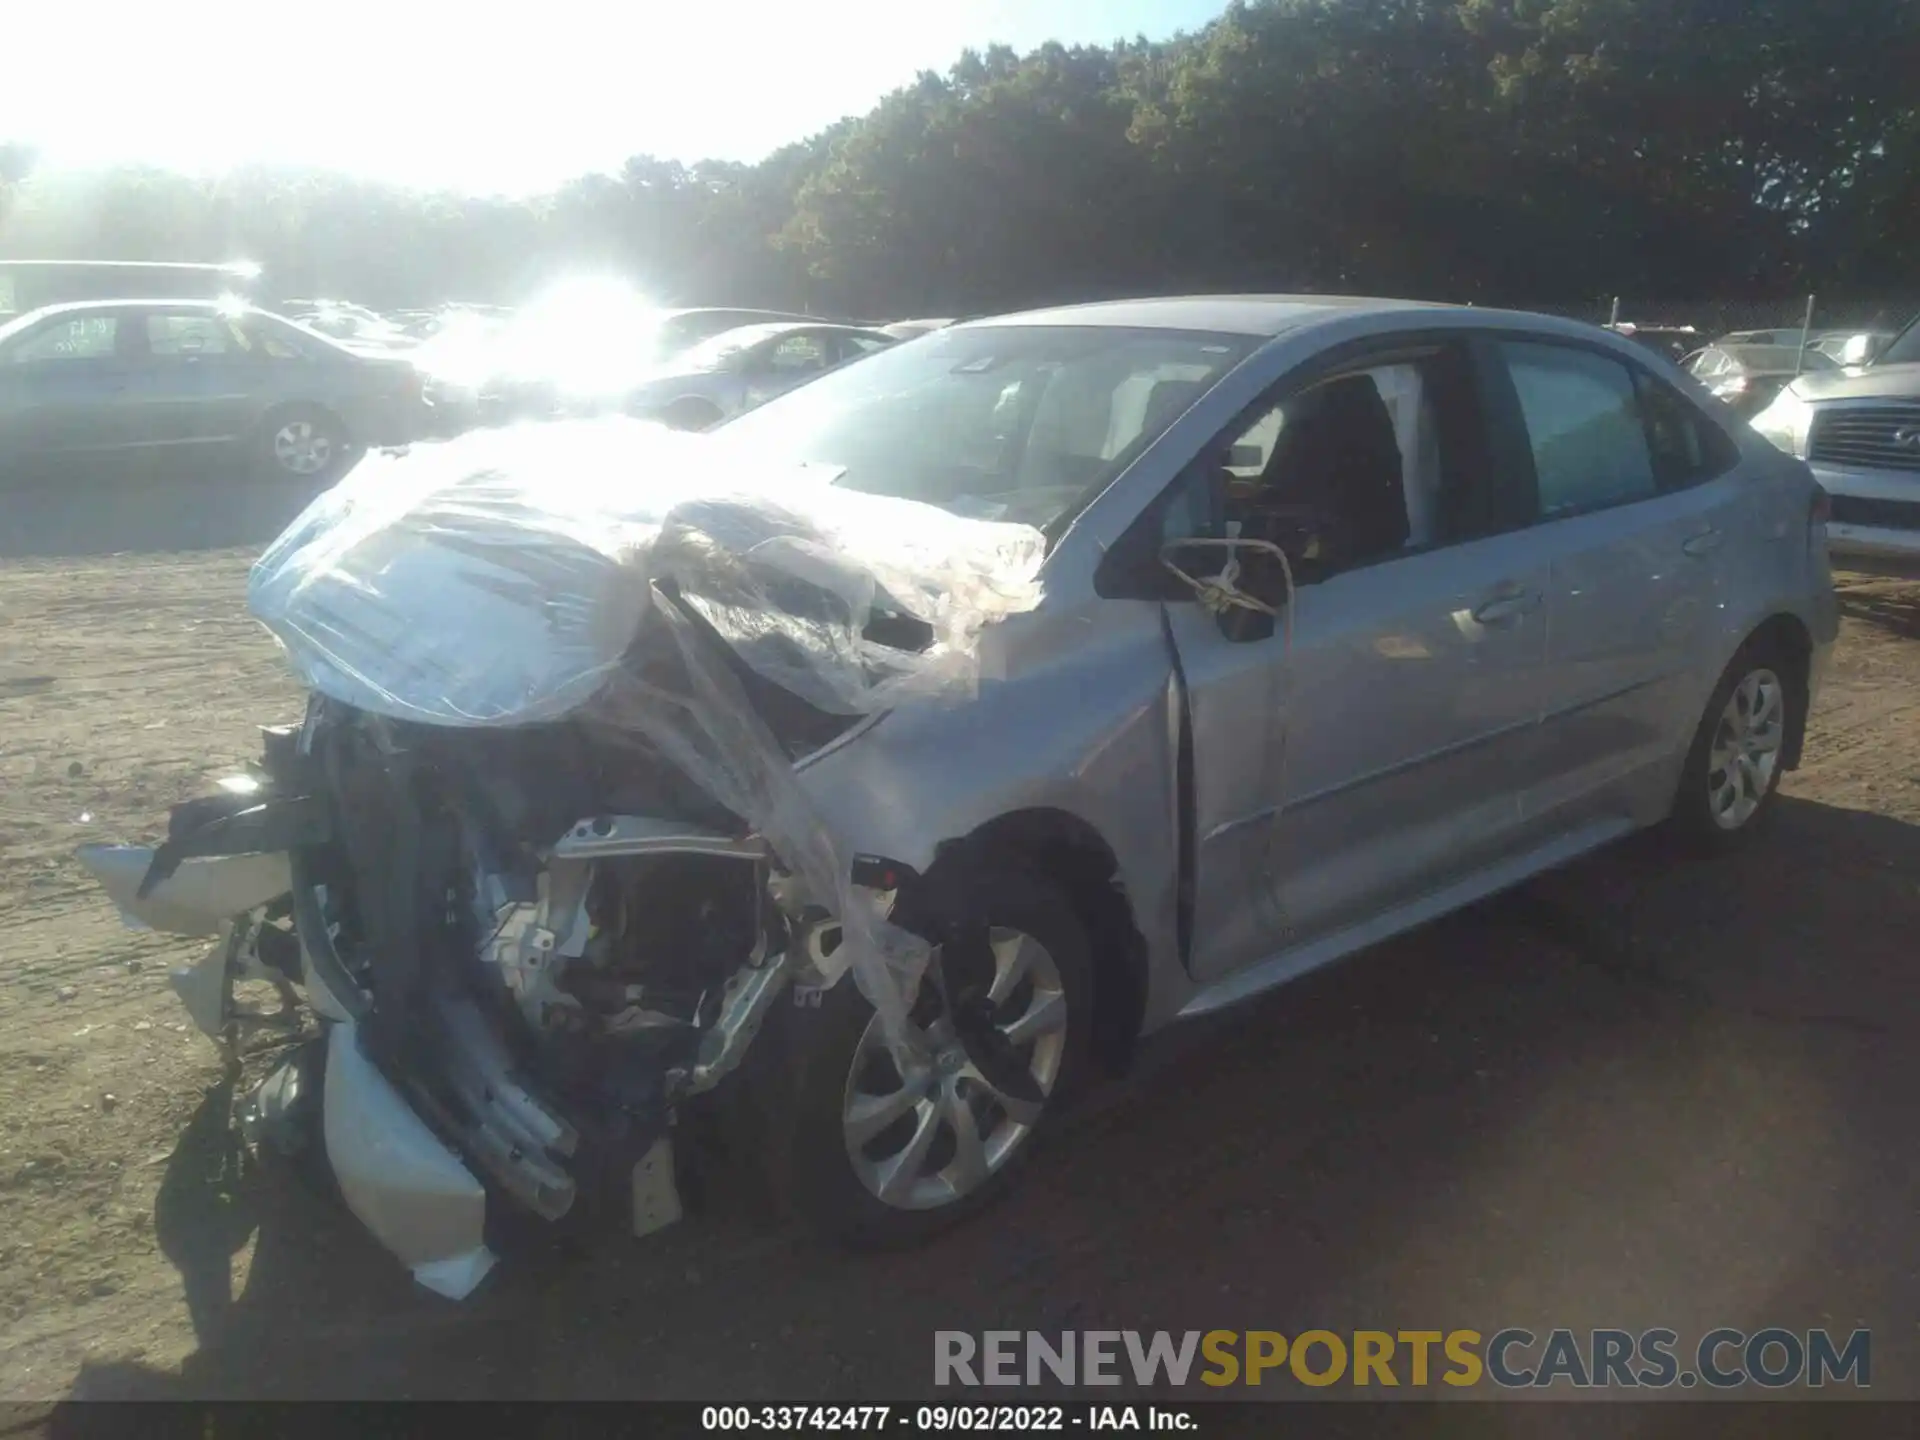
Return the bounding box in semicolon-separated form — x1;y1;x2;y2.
283;693;841;1236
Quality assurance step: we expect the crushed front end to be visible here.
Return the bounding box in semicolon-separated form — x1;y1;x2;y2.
85;694;852;1298
76;419;1047;1297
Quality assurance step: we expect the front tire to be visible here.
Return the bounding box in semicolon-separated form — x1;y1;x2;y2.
260;406;351;482
1668;639;1798;849
778;872;1093;1249
658;398;724;433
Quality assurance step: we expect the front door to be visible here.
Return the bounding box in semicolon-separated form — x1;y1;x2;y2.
1160;337;1551;982
0;310;139;461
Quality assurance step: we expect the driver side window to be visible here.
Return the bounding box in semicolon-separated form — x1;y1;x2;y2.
1163;359;1444;578
1156;339;1499;591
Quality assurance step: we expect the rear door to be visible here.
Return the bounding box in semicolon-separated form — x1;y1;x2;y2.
1483;337;1745;836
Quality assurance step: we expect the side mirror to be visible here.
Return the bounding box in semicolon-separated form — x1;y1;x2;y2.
1159;530;1295;644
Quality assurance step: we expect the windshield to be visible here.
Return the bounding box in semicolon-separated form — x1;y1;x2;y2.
1878;313;1920;367
705;324;1258;530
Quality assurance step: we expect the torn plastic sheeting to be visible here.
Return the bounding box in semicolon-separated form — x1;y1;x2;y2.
248;418;1045;728
607;585;930;1044
248;420;718;728
246;416;1049;1050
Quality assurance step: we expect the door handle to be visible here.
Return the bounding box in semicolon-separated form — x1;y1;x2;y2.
1682;528;1723;557
1471;587;1541;625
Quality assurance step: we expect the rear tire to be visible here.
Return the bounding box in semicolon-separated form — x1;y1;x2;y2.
775;872;1094;1249
1667;637;1799;850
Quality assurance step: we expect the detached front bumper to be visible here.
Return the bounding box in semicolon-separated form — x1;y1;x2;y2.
323;1016;497;1299
79;838;507;1298
77;754;808;1303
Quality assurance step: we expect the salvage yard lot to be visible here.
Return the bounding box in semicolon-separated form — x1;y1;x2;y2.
2;548;1918;1401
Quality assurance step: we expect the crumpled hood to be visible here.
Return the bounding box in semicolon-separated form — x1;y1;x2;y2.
1790;360;1920;403
245;417;1046;730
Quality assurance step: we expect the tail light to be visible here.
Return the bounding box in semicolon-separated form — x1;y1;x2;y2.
1810;485;1831;526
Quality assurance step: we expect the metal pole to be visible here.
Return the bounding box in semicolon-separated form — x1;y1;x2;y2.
1609;296;1621;327
1795;293;1816;378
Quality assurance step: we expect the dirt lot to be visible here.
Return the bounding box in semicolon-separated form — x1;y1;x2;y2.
2;545;1918;1403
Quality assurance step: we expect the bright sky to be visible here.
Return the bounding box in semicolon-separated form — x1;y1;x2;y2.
4;0;1226;195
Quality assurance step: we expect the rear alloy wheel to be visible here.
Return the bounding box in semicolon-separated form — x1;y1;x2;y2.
1669;640;1798;848
1706;668;1786;832
778;872;1092;1247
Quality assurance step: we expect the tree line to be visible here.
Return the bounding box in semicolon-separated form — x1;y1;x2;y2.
2;0;1914;319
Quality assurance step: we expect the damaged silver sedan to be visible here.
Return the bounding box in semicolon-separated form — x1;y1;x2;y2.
80;297;1837;1298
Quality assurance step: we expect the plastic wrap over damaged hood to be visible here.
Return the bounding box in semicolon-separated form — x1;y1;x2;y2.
246;416;1049;1045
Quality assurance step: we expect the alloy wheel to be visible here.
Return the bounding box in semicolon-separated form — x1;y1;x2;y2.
1707;667;1785;831
272;420;333;476
842;927;1068;1211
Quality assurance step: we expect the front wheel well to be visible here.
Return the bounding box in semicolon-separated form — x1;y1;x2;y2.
911;808;1148;1078
1741;612;1814;769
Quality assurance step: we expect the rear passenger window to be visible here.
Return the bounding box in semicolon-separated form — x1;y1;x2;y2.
147;314;240;357
1499;342;1655;518
1633;372;1738;489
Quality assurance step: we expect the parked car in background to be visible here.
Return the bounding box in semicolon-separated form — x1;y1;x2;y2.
653;307;819;358
1752;310;1920;573
0;259;259;321
1808;330;1896;370
1605;322;1699;364
880;317;958;341
410;296;822;428
284;299;415;352
1686;343;1840;417
0;299;426;481
623;321;895;430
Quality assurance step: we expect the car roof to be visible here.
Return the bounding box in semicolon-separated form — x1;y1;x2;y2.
6;297;263;321
661;306;813;322
701;320;884;346
961;294;1461;337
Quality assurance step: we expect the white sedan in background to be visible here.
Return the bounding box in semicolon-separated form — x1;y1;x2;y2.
624;322;896;431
